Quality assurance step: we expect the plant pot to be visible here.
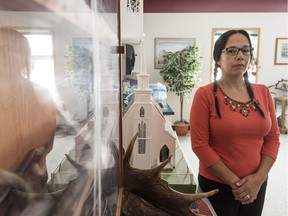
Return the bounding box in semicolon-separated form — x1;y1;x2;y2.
174;123;189;136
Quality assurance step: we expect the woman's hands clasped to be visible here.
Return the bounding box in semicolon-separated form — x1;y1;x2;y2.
232;174;265;204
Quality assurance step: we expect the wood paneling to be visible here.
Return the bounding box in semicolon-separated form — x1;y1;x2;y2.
144;0;288;13
1;0;287;13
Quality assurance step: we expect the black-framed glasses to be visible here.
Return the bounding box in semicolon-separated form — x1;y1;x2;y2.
222;46;254;56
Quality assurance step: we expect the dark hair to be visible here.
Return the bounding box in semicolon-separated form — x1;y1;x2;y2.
212;29;264;118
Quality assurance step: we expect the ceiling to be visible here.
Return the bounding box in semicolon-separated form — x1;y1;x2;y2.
0;0;89;12
0;0;50;12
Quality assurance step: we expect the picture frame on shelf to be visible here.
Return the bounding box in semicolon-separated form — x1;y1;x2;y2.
154;38;196;69
274;38;288;65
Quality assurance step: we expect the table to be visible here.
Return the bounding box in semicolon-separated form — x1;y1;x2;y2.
158;101;175;115
274;96;287;134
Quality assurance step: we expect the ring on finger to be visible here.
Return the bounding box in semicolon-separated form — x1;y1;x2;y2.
245;195;251;199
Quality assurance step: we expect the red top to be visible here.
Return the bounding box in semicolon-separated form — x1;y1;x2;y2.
190;83;280;183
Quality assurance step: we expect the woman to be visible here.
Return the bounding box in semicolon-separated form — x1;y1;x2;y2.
190;29;280;216
0;27;56;190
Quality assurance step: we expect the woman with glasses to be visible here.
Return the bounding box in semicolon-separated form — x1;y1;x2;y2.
190;29;280;216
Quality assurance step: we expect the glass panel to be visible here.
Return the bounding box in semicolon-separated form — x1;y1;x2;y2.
0;0;120;216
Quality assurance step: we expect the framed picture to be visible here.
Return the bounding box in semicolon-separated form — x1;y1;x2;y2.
154;38;196;69
72;37;92;51
274;38;288;65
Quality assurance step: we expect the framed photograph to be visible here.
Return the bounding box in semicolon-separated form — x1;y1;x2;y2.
72;37;92;51
154;38;196;69
274;38;288;65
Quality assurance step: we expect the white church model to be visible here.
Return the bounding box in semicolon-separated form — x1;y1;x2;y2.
122;45;176;170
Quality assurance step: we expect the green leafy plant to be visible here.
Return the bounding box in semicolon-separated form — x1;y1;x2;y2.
65;44;93;119
160;45;202;124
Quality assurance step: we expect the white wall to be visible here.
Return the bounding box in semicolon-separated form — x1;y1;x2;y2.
143;13;288;123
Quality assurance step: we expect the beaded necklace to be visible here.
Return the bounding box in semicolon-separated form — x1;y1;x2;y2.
218;85;259;117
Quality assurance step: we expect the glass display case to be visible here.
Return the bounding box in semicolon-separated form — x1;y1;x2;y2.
0;0;121;215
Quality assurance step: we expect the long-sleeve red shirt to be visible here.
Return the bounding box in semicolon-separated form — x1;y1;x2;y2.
190;83;280;183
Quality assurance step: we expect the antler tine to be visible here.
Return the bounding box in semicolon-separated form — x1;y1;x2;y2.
150;155;172;176
122;134;219;215
65;154;86;173
0;170;32;193
184;189;219;201
108;139;120;162
123;132;138;165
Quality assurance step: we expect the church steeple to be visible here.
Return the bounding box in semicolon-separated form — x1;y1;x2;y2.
134;44;151;102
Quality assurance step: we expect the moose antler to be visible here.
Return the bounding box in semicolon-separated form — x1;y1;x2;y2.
123;133;218;216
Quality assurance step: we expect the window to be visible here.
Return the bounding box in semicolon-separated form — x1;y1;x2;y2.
160;145;169;162
18;29;55;99
210;28;260;83
138;121;146;154
140;106;145;117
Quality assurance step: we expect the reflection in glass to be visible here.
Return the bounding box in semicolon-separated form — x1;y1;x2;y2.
0;0;121;215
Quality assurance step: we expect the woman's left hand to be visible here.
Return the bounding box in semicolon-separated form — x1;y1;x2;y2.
232;174;264;204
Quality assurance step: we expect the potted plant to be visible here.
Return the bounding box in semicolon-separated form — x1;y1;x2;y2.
160;45;202;136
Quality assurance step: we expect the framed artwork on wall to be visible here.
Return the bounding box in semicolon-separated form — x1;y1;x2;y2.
154;38;196;69
274;38;288;65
